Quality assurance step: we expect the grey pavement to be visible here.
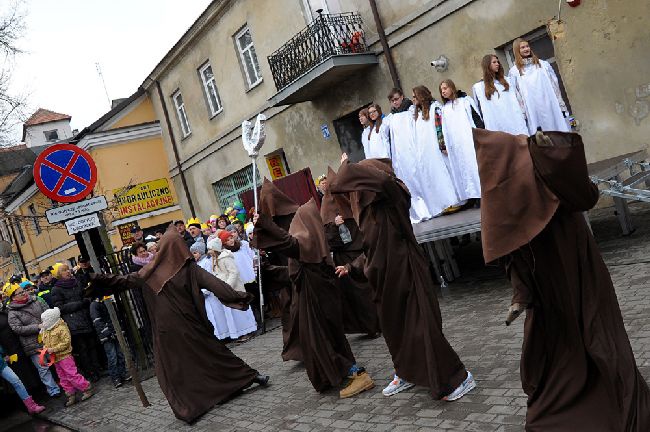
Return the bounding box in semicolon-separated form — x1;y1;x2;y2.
37;203;650;432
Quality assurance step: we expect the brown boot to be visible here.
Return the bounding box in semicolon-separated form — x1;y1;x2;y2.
64;392;76;407
505;303;527;326
340;370;375;399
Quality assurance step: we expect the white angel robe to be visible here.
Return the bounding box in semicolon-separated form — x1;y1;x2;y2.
472;78;528;136
413;104;459;216
233;240;256;283
383;109;432;222
441;97;482;202
508;59;570;134
364;123;391;159
360;126;371;156
200;255;257;340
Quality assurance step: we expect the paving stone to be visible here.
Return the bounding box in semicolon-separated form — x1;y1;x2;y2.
37;204;650;431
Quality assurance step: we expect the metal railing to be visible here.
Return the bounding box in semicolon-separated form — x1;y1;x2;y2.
99;250;155;375
267;12;369;91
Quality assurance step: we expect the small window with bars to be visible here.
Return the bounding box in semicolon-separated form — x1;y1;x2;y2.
212;165;261;211
28;203;42;235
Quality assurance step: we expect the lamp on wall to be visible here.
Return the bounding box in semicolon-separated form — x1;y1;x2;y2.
430;55;449;72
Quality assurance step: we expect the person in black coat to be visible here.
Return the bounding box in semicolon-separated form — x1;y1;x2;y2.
51;263;103;382
89;297;129;387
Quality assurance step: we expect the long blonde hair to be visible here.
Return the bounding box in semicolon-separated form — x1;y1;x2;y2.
513;38;540;76
481;54;509;100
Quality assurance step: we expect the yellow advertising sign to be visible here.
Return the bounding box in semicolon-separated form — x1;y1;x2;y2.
266;154;287;180
113;178;175;218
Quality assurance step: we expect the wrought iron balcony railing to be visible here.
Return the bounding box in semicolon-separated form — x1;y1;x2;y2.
267;12;369;91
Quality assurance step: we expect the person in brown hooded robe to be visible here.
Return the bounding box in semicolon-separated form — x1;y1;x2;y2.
320;167;380;336
88;226;269;424
329;155;474;401
253;178;302;362
473;128;650;431
253;192;374;398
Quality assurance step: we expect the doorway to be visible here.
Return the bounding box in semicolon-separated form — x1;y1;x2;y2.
333;108;366;163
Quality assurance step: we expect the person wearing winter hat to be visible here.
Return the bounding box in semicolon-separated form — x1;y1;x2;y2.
40;307;94;407
205;238;257;342
190;238;207;262
0;343;45;414
7;282;61;397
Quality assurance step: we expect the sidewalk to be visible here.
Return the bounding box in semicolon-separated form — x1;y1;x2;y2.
38;203;650;432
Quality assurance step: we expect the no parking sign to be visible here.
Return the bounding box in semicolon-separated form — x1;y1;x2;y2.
33;144;97;203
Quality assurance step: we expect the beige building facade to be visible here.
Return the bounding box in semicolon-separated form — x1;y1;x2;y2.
143;0;650;218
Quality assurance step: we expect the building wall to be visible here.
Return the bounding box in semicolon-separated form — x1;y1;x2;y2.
108;97;157;130
24;120;73;148
147;0;650;219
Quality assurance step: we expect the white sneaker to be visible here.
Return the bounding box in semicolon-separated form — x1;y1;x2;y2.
443;371;476;401
382;375;414;396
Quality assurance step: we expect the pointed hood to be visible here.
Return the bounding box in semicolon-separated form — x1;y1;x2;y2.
289;198;331;264
473;128;559;264
320;166;353;225
137;225;193;294
258;178;299;218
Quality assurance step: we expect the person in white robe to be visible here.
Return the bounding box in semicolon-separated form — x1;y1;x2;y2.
358;108;372;157
473;54;528;136
508;38;570;134
411;85;459;216
205;236;257;340
365;103;391;159
439;79;482;203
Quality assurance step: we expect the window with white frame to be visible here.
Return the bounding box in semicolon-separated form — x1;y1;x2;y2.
198;63;223;117
44;129;59;142
172;90;192;138
0;220;10;242
235;26;262;88
28;203;41;235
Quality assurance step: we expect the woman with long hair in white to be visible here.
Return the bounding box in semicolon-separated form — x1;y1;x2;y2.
508;38;570;134
473;54;528;136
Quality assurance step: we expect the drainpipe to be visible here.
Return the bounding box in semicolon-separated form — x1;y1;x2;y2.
368;0;401;90
154;80;197;217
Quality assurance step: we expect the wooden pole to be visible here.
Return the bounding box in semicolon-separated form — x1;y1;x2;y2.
103;298;150;407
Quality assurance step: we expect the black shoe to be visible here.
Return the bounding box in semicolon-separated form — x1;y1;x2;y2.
122;375;132;383
253;374;269;386
113;380;123;388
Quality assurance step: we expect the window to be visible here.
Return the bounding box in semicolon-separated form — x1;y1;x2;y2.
501;28;572;113
28;204;41;235
0;220;10;242
212;165;262;211
172;90;191;138
15;221;25;244
199;63;223;117
235;26;262;88
44;129;59;142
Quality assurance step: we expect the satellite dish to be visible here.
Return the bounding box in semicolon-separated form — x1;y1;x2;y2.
0;240;12;258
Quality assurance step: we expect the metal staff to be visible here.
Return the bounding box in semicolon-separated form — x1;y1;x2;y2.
242;114;267;332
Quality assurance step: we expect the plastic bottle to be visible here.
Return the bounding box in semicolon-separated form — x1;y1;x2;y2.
338;223;352;244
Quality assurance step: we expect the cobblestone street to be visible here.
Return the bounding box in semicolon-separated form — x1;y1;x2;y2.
38;204;650;432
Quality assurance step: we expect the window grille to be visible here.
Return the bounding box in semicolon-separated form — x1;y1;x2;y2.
212;165;261;211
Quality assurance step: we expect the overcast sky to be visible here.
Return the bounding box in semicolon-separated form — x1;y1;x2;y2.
4;0;210;142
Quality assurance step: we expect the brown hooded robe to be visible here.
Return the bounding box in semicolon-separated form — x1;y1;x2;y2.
330;159;467;399
253;178;301;361
321;167;380;335
474;128;650;431
90;227;259;423
254;198;356;392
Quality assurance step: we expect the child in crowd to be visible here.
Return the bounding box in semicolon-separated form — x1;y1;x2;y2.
40;307;94;407
0;344;45;414
89;296;130;388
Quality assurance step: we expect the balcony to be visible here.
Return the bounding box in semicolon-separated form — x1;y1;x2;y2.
267;12;378;106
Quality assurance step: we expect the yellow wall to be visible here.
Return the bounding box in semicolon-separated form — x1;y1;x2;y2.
108;97;157;130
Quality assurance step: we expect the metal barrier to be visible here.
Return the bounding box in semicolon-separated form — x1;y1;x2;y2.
99;250;155;376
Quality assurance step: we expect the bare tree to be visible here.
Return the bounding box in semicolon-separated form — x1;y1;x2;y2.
0;1;27;147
